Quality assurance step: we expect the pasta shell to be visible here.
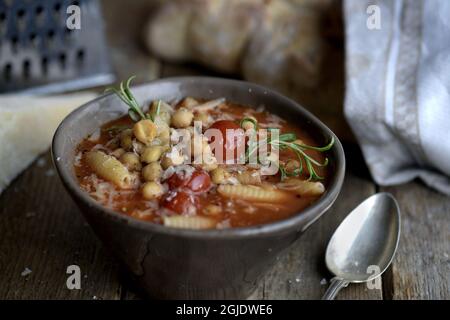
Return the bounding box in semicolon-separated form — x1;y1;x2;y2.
277;178;325;196
217;185;290;203
163;216;216;229
86;151;134;189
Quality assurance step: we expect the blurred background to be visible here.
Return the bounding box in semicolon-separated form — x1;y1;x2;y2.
0;0;348;137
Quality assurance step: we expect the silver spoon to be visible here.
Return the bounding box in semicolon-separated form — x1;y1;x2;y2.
322;192;401;300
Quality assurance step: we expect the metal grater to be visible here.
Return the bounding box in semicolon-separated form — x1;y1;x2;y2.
0;0;114;94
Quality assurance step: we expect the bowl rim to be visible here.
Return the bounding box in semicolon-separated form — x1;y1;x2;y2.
52;76;345;239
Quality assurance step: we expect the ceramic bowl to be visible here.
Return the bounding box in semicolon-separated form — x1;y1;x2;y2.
52;77;345;299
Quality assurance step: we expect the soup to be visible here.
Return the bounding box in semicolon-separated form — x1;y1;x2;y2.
74;78;334;229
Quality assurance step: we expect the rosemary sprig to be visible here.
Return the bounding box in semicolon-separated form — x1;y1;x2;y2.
244;120;334;180
271;135;334;180
150;99;162;121
105;76;147;122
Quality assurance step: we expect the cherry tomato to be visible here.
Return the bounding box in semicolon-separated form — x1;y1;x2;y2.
166;169;212;192
161;191;197;215
207;120;245;162
186;170;211;192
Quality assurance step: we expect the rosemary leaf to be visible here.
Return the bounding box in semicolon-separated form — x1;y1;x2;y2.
242;118;334;181
106;76;147;122
278;133;297;142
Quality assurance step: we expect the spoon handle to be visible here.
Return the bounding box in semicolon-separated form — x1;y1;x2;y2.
321;277;349;300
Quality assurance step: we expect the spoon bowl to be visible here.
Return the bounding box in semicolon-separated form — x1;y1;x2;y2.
322;193;401;299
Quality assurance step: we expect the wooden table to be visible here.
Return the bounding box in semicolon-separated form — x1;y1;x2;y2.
0;0;448;300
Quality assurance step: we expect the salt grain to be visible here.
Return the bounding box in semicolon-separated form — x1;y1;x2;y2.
21;268;32;277
320;278;327;285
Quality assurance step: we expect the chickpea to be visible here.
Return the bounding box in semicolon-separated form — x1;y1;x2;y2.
198;142;218;171
157;111;172;125
237;170;261;185
171;108;194;128
132;140;145;154
133;119;157;145
200;153;218;171
204;204;221;216
193;112;210;126
160;148;185;169
158;126;171;145
111;148;125;159
142;162;163;181
120;152;142;171
179;96;199;109
210;167;229;184
141;146;164;163
142;181;164;200
160;156;172;170
150;100;172;125
120;129;133;150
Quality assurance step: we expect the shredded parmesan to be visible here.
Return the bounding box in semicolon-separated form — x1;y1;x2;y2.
164;164;195;181
74;151;83;166
192;98;225;112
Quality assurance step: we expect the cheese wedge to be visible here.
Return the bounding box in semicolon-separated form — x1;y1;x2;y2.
0;93;96;194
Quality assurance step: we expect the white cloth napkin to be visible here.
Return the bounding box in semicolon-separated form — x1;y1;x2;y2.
344;0;450;195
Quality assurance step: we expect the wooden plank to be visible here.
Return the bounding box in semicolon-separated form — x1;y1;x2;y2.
254;172;380;299
381;182;450;300
0;152;121;299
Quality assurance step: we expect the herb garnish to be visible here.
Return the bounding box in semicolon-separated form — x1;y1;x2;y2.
105;76;147;122
244;118;334;181
271;133;334;180
150;99;162;122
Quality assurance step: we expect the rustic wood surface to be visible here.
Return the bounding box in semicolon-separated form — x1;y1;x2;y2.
381;183;450;300
0;0;448;300
0;152;121;300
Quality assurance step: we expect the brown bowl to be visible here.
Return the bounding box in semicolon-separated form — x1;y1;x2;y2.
52;77;345;299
